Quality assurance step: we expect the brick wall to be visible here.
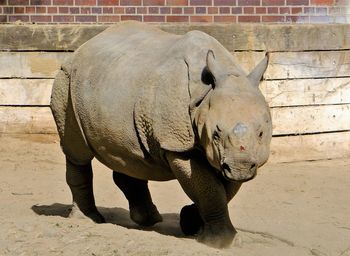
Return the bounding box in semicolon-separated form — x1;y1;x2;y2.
0;0;349;24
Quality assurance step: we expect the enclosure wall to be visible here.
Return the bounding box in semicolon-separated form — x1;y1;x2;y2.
0;23;349;162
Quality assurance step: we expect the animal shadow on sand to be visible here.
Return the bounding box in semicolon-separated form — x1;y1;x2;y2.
31;203;186;238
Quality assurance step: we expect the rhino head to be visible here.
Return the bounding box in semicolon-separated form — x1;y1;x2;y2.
193;51;272;182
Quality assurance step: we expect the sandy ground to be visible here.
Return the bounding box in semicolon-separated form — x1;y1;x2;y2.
0;134;349;256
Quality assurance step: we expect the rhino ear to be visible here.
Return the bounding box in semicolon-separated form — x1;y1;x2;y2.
248;54;269;86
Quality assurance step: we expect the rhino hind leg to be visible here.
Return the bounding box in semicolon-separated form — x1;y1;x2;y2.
51;67;102;223
112;172;162;226
66;159;105;223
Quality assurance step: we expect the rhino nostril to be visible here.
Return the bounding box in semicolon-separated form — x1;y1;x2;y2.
221;163;231;173
250;163;256;171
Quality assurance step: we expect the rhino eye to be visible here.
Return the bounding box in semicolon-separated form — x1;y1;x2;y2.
258;131;263;138
213;130;220;140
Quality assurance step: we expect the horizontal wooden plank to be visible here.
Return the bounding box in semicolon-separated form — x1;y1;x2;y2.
0;79;53;105
0;52;70;78
261;77;350;107
2;77;349;108
271;104;350;135
269;132;350;163
0;107;56;134
1;24;350;52
1;106;349;162
266;51;350;80
0;25;107;51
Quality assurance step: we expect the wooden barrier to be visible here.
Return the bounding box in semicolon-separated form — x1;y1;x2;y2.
0;24;349;163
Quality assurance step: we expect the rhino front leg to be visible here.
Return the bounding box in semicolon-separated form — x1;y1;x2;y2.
166;152;236;248
113;172;162;227
66;158;105;223
179;180;242;236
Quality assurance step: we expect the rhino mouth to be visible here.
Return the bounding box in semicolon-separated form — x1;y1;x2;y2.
221;163;257;182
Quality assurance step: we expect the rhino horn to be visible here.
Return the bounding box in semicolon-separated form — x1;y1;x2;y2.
248;54;269;87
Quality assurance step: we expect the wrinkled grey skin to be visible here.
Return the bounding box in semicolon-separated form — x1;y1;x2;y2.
50;21;272;248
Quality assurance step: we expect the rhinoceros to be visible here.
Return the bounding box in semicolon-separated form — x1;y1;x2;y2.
50;21;272;248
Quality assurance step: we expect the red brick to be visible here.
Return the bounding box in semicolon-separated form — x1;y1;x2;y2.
76;15;97;22
103;7;113;13
238;0;260;6
9;15;30;21
311;0;333;5
48;7;58;13
256;7;266;13
286;0;309;5
30;0;51;4
172;7;182;13
190;15;213;22
53;0;73;4
0;15;7;22
98;15;120;22
92;7;102;13
220;6;230;13
121;15;142;21
166;15;188;22
125;7;136;13
279;7;290;14
120;0;141;5
143;0;164;5
244;7;254;13
81;7;91;14
310;15;332;22
59;7;68;13
262;0;284;5
286;15;309;22
4;7;13;14
238;15;260;22
0;0;5;6
36;7;46;13
315;7;327;15
291;7;302;13
267;7;278;13
184;7;194;13
148;6;159;13
190;0;211;6
97;0;119;5
69;7;79;13
214;15;236;22
31;15;52;22
14;7;25;13
114;7;124;13
166;0;188;5
144;15;165;22
137;7;147;13
214;0;235;5
304;7;314;13
53;15;74;22
75;0;96;5
8;0;29;5
0;7;3;13
196;7;206;13
25;6;35;13
232;6;242;14
208;6;218;13
160;7;171;13
262;15;285;22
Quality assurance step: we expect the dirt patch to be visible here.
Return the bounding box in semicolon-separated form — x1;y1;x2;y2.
0;134;349;255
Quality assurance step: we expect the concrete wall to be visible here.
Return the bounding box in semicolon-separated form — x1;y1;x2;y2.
0;23;350;163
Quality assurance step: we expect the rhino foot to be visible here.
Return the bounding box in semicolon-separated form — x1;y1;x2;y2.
130;203;162;227
197;221;237;249
69;203;106;224
180;204;203;236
